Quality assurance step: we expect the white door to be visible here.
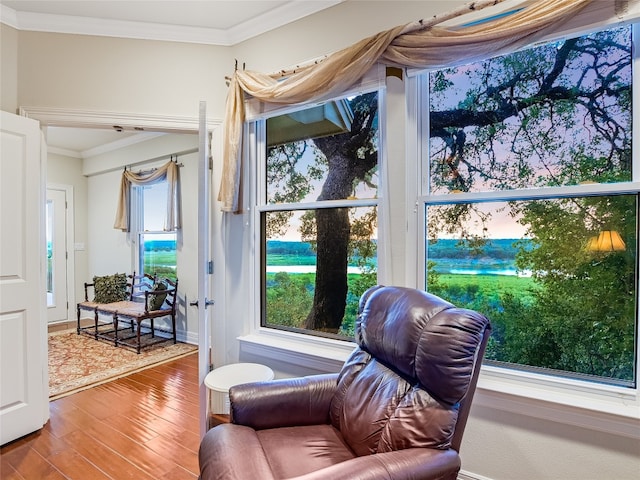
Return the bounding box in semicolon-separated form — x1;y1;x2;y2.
0;111;49;445
197;102;214;437
46;188;68;323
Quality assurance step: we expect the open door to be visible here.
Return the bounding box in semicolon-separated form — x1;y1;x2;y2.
1;111;49;445
197;102;214;437
46;187;69;323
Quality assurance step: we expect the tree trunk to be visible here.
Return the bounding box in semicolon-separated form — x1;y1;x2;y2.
304;207;350;332
304;92;378;332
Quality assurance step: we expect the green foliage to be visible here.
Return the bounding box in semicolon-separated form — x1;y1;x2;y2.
265;272;315;328
264;271;377;339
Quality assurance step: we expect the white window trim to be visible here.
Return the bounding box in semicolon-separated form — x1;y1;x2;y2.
406;24;640;437
241;73;388;373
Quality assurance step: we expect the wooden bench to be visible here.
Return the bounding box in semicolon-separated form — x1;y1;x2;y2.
96;278;179;354
76;272;155;340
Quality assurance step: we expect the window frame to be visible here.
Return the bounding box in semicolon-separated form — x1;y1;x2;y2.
406;24;640;434
238;67;388;367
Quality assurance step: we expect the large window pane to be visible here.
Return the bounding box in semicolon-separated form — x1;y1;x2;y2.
427;26;632;194
424;24;637;388
263;207;378;339
266;92;379;203
139;233;177;281
426;195;637;386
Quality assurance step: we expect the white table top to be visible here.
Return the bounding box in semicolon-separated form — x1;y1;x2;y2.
204;362;275;393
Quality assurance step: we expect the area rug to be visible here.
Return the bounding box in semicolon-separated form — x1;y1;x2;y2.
48;329;198;400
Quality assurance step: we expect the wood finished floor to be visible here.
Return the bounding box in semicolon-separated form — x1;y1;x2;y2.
1;352;202;480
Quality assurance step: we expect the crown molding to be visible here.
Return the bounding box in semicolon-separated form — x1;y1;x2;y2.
81;132;166;159
47;145;82;159
0;1;342;46
227;0;342;45
19;106;221;132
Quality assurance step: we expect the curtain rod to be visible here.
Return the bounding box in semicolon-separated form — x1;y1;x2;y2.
125;147;197;171
225;0;507;82
86;147;198;177
133;162;184;175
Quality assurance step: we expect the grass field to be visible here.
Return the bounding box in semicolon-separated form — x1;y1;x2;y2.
267;254;317;266
266;269;537;303
436;272;537;300
144;251;177;280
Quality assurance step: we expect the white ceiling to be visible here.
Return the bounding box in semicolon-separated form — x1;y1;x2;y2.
2;0;343;156
44;126;167;159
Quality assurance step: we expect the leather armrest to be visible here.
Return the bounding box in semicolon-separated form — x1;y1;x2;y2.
229;373;339;430
291;447;461;480
199;424;276;480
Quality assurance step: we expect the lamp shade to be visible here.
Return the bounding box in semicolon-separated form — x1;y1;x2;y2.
587;230;626;252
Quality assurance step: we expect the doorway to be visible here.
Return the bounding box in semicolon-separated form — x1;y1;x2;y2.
46;185;74;324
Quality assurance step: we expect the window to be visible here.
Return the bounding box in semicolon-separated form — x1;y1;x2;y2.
421;26;637;387
257;90;381;340
134;181;177;281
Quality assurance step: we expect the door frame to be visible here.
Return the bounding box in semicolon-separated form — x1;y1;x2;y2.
46;183;76;323
20;106;226;420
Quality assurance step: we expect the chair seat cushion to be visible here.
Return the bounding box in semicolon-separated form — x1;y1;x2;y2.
77;301;100;309
97;300;170;318
200;423;356;480
257;424;356;478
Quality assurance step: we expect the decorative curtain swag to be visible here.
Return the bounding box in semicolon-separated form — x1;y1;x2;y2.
218;0;638;213
114;160;181;232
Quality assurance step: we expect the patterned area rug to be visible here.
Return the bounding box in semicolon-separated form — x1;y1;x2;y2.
48;329;198;400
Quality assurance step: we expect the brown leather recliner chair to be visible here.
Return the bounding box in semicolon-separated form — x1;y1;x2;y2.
199;285;491;480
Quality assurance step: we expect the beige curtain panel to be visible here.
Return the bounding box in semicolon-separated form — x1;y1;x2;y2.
219;0;636;213
114;160;181;232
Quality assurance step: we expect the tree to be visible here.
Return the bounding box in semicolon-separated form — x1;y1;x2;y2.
428;28;631;195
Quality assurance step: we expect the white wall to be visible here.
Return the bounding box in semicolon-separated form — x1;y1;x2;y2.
1;24;18;113
3;1;639;479
15;31;232;119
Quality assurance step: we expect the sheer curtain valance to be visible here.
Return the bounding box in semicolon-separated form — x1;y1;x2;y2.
219;0;636;213
114;160;181;232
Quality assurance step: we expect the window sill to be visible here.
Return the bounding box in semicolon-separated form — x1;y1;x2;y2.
239;329;639;439
238;329;355;373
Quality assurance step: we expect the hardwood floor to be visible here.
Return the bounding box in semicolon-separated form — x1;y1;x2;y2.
1;352;201;479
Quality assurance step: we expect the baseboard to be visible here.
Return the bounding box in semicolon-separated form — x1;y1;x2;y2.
458;470;494;480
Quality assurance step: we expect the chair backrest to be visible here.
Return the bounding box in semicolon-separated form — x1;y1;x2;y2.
330;285;491;456
129;272;157;300
143;277;178;312
162;277;178;312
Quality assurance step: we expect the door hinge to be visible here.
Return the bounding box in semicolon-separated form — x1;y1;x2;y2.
208;260;213;275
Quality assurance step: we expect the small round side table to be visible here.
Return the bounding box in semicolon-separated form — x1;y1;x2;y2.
204;362;275;417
